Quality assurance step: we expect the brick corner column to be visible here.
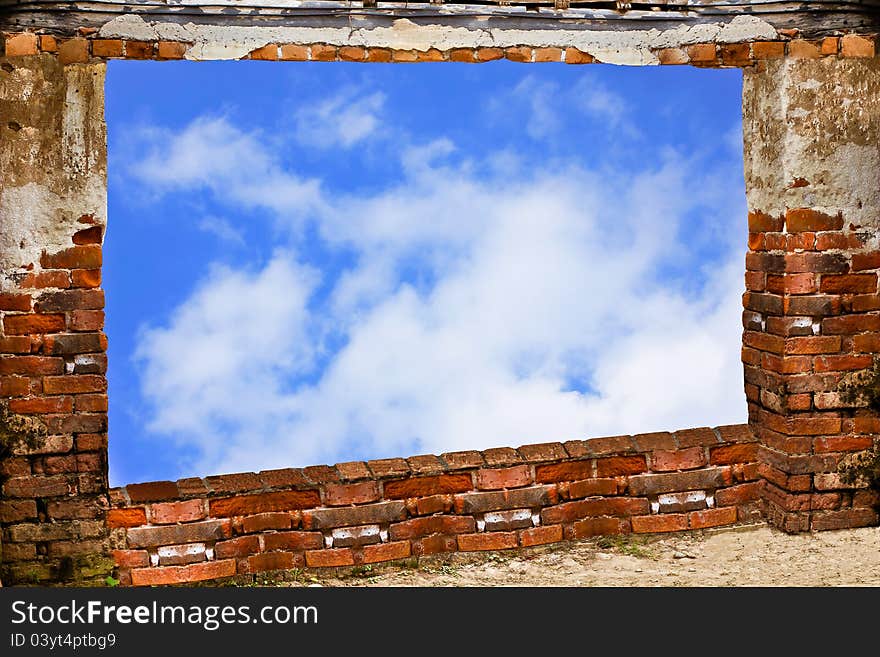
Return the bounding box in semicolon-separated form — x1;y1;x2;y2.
742;55;880;532
1;49;113;584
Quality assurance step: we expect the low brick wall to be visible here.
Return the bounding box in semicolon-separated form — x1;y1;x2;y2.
109;425;763;585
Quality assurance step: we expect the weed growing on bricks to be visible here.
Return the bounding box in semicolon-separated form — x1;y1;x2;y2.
837;358;880;494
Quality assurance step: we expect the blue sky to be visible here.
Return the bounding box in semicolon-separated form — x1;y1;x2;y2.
105;60;747;486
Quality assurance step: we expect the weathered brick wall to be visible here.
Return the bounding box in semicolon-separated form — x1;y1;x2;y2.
107;426;760;585
742;55;880;533
2;31;878;67
2;31;880;587
0;54;112;584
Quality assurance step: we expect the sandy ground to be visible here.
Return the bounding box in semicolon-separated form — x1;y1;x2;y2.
284;524;880;587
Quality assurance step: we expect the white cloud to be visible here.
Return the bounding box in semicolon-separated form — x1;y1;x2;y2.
492;74;636;141
133;117;325;222
294;89;386;149
128;112;747;478
198;216;245;246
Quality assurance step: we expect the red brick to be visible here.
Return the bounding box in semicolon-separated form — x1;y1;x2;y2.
744;331;784;354
457;532;518;552
8;396;72;414
477;465;533;490
674;427;720;447
822;315;880;335
388;516;475;541
854;333;880;352
149;499;205;524
720;43;751;66
567;517;630;539
687;43;717;63
305;548;354;567
631;514;689;533
841;34;875;58
248;44;278;60
540;497;650;524
784;336;841;355
752;41;785;59
785;208;843;232
157;41;187;60
304;501;405;529
126;480;180;503
131;560;236;586
504;46;532;62
214;536;261;559
366;458;409;478
534;461;592;484
413;534;458;556
113;549;150;568
517;442;567;462
69;310;104;331
748;210;783;232
820;274;877;294
0;500;37;523
481;447;521;466
5;33;39;56
852;252;880;271
242;512;293;533
709;444;758;465
788;40;821;59
785;253;848;274
651;447;706;472
40;35;57;52
813;435;873;453
715;482;762;506
596;455;647;477
74;394;108;412
3;314;65;335
338;45;366;62
811;508;878;531
35;289;104;313
0;376;29;397
631;431;677;451
43;375;105;394
383;473;472;499
280;44;309;60
567;478;618;499
565;47;593;64
107;507;146;528
41;246;101;270
533;47;563;63
209;490;320;517
2;474;69;498
767;273;816;295
441;450;484;470
71;269;101;288
127;520;231;548
689;506;737;529
363;541;411;563
0;356;62;375
448;48;476;63
628;468;727;496
264;531;324;552
0;293;32;311
519;525;563;547
406;494;452;516
406;454;444;475
44;333;106;355
20;270;71;289
246;552;300;573
323;481;380;506
310;44;337;61
124;40;154;59
454;486;556;514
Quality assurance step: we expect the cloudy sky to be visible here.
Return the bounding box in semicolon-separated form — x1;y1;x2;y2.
105;60;747;486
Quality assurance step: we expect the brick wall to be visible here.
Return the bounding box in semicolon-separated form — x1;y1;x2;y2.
107;426;761;585
2;31;878;67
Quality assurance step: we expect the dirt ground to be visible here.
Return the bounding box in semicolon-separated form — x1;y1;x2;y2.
284;524;880;587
